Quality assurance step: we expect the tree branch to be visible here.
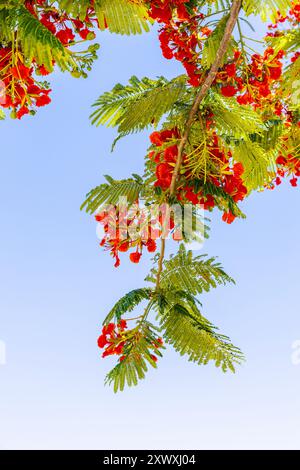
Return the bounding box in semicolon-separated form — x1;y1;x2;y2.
169;0;242;195
155;0;242;290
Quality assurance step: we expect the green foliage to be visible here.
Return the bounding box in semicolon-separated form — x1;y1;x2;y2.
146;244;234;295
105;321;163;392
90;75;189;133
95;0;150;35
267;28;300;55
57;0;150;34
0;3;99;75
57;0;93;20
250;119;285;152
160;301;244;372
16;6;71;72
233;139;277;190
0;2;21;42
208;92;265;138
81;174;144;214
282;57;300;110
202;14;237;69
103;288;153;324
242;0;292;21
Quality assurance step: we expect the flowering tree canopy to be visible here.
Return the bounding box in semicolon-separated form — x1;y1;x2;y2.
1;0;300;391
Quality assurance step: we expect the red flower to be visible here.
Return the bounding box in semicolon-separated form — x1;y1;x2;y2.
11;63;31;80
40;14;56;35
102;323;115;335
27;84;43;95
97;334;108;348
95;212;107;222
237;92;252;105
220;85;237;97
164;145;178;162
233;162;245;176
16;106;30;119
290;177;298;187
276;156;287;165
118;319;127;330
200;194;215;210
188;74;201;87
37;65;51;76
130;252;142;264
222;212;236;224
146;239;157;253
225;63;236;78
185;189;199;204
79;29;96;40
201;27;212;37
268;65;282;80
35;94;51;107
150;131;163;146
56;28;75;45
118;241;130;252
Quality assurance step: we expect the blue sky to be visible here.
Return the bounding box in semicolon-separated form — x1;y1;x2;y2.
0;19;300;450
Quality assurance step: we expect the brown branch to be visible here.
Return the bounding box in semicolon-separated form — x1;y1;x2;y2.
155;0;242;290
169;0;242;195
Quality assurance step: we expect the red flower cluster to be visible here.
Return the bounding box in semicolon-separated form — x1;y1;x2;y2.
274;153;300;188
149;129;248;224
95;206;158;268
149;1;204;86
215;52;244;99
149;127;180;188
267;2;300;64
97;321;164;363
220;162;247;224
267;1;300;30
214;47;285;110
97;320;128;359
25;0;96;45
242;48;284;106
0;0;97;118
0;47;51;119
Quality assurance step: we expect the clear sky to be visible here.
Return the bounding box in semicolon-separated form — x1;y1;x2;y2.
0;19;300;450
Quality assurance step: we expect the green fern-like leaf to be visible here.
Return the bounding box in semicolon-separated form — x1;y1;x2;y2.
243;0;292;21
81;175;144;214
233;139;277;190
58;0;150;34
16;6;74;72
160;301;244;372
90;75;188;133
202;14;237;69
208;92;265;138
105;321;163;392
57;0;92;20
146;244;234;295
95;0;150;35
103;288;153;324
